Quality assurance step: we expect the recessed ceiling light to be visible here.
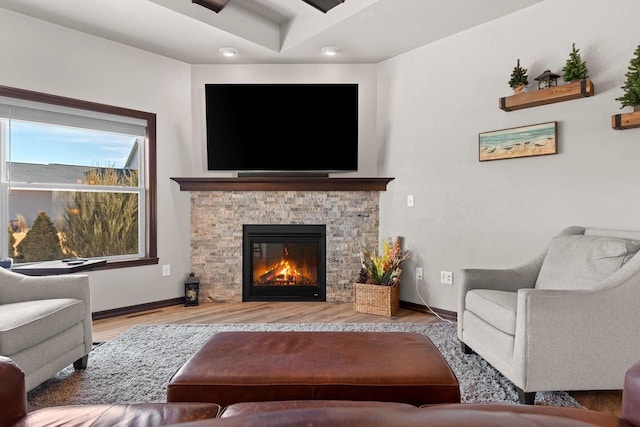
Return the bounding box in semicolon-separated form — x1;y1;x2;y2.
321;46;340;56
219;47;238;57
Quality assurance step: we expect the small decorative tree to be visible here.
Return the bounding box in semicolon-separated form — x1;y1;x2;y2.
15;211;63;262
616;43;640;110
509;59;529;93
561;43;589;82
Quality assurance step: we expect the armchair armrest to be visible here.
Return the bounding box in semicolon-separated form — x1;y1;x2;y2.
0;269;90;306
0;356;27;426
460;263;542;293
459;252;545;296
516;286;638;348
513;280;640;390
457;253;545;339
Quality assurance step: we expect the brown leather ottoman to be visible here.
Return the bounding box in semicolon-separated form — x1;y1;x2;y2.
166;331;460;406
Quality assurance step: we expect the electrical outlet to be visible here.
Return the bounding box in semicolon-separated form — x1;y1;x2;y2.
440;270;453;285
162;264;171;277
407;195;414;207
416;267;423;280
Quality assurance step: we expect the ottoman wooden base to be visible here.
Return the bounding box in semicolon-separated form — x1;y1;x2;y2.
167;331;460;406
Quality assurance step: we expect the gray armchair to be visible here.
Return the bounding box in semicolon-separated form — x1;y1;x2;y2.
0;266;92;391
458;226;640;404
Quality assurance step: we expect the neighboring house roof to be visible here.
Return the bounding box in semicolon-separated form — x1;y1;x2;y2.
124;139;139;170
7;162;136;185
8;162;94;184
7;141;139;185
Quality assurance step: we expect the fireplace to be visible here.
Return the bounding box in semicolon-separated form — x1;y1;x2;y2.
243;224;326;302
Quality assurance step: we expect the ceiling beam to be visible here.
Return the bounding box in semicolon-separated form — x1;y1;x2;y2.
193;0;346;15
301;0;346;13
191;0;230;13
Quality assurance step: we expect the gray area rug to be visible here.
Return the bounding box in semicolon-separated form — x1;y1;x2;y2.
27;322;582;411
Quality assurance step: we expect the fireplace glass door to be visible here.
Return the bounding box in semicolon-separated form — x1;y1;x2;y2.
243;224;326;301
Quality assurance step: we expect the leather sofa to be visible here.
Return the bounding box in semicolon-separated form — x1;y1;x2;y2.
207;397;637;426
176;357;640;426
0;356;221;427
3;354;640;426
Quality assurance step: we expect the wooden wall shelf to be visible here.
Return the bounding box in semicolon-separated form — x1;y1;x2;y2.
499;79;594;112
170;177;395;192
612;110;640;130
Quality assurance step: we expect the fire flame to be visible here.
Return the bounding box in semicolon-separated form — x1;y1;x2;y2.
269;258;302;282
255;249;313;286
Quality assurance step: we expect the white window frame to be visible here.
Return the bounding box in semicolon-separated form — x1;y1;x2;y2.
0;85;157;270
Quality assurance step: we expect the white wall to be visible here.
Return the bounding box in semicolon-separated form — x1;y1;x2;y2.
3;0;639;314
191;64;378;176
0;8;379;311
0;9;193;311
377;0;640;312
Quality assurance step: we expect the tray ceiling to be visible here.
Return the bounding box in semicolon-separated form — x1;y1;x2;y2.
0;0;545;64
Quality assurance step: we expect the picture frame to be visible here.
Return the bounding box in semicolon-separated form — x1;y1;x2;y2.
479;121;557;162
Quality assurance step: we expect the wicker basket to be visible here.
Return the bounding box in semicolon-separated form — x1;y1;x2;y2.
353;282;399;317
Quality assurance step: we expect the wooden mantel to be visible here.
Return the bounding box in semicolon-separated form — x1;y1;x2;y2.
170;176;395;192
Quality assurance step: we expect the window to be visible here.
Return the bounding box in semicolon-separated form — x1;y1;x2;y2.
0;86;157;269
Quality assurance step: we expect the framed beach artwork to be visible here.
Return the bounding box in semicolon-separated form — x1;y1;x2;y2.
479;121;557;162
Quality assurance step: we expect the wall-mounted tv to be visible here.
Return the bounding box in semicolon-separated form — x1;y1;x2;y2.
204;83;358;174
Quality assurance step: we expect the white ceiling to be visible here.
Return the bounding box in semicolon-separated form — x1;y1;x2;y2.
0;0;545;64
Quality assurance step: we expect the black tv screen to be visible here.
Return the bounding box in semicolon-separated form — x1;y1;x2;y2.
205;83;358;173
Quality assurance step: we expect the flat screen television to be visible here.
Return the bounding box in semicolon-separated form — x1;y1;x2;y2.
204;83;358;174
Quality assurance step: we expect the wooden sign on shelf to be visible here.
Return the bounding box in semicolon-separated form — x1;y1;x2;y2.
612;110;640;130
500;79;594;112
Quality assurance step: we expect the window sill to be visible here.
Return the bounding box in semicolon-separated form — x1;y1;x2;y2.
93;257;159;271
11;257;158;275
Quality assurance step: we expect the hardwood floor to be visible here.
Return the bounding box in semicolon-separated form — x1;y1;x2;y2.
92;301;622;417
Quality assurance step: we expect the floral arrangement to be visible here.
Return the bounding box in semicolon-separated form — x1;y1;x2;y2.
357;237;410;286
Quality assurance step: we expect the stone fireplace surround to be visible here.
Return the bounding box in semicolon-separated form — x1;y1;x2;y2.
172;177;393;303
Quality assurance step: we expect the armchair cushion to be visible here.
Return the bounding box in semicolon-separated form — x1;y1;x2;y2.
0;298;85;355
535;234;640;290
464;290;517;335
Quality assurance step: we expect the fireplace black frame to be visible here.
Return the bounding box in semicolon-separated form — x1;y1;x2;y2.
243;224;326;302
